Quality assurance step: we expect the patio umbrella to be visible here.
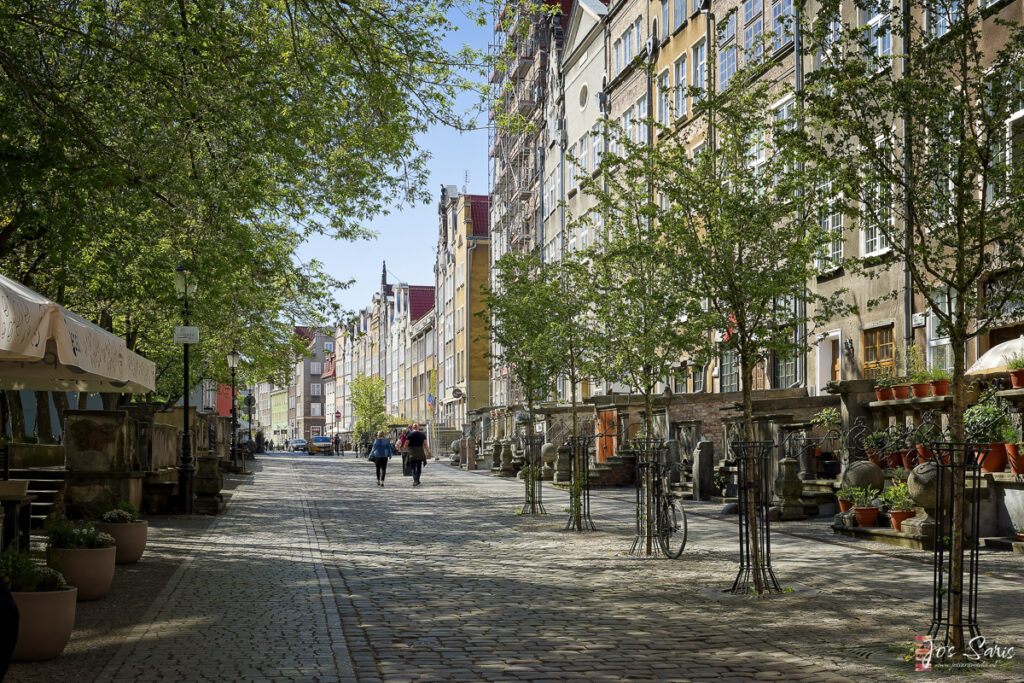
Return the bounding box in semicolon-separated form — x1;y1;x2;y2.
965;335;1024;375
0;273;155;393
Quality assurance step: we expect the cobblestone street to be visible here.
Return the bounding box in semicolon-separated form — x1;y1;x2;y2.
14;453;1022;683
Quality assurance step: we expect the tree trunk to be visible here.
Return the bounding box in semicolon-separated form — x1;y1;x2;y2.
5;391;26;441
527;392;537;514
34;391;54;444
570;360;582;531
644;389;654;556
77;391;89;409
741;356;765;594
52;392;69;441
101;392;115;410
947;334;968;651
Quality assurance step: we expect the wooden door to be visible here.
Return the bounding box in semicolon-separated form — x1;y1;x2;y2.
596;410;617;463
831;340;840;382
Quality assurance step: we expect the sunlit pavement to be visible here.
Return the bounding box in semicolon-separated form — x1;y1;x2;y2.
94;453;1022;682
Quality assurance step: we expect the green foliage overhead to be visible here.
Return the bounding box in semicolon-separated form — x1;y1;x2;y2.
350;374;388;445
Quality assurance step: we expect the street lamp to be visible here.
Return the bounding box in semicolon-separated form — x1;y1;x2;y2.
173;264;198;514
226;349;241;470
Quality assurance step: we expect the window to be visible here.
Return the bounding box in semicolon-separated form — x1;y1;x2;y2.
817;181;844;271
691;0;701;15
673;0;684;30
568;143;577;182
635;95;648;143
722;12;736;42
674;56;687;116
624;25;634;65
772;0;794;52
288;396;296;409
310;383;322;396
692;364;706;392
622;108;634;145
862;174;892;256
310;402;322;417
664;1;672;34
928;291;955;373
719;44;737;91
744;0;764;63
862;325;895;379
580;134;590;174
863;5;891;62
614;40;622;74
721;349;740;393
930;0;961;38
692;40;706;94
658;71;670;124
324;341;334;353
593;125;603;168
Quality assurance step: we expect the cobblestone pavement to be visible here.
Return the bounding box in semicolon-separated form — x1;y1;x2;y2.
86;453;1022;682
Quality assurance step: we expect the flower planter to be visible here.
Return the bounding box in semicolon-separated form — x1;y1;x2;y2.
892;384;911;400
812;447;822;458
853;507;880;527
902;450;918;470
11;587;77;661
838;498;853;513
1016;532;1024;542
911;382;931;398
1010;369;1024;389
889;509;916;532
46;546;116;600
96;520;148;564
977;443;1008;474
915;444;934;461
1007;443;1024;475
874;386;893;401
867;450;881;466
929;379;949;396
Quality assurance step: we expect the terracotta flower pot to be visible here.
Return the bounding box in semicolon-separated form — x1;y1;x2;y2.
11;587;77;661
902;450;918;470
892;384;911;400
1007;443;1024;475
929;379;949;396
813;447;822;458
867;450;881;466
978;443;1008;474
915;444;934;461
911;382;931;398
875;386;893;401
838;498;853;513
1010;369;1024;389
889;509;916;532
96;520;148;564
1016;533;1024;542
886;452;903;469
46;546;116;601
853;507;880;527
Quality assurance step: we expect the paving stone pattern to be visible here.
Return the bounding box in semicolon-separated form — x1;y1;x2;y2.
95;454;1022;682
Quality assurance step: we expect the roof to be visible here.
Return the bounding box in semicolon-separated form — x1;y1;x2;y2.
468;195;490;237
408;286;435;323
321;354;336;379
294;326;315;343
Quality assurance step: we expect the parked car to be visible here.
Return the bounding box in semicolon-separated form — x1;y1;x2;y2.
309;436;332;455
290;438;308;452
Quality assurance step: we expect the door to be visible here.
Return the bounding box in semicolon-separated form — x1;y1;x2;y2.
830;340;840;382
596;410;617;463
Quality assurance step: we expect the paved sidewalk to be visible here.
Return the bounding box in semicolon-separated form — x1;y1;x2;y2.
11;453;1020;682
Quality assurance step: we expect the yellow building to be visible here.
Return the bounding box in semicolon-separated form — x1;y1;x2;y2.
436;186;491;430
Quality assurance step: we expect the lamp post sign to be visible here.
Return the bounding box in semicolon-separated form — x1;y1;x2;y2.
173;326;200;344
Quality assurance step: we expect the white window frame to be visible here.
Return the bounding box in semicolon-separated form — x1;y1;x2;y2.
692;39;706;95
658;70;670;124
673;56;687;117
928;0;961;39
310;383;322;396
863;5;892;62
816;180;844;272
310;402;322;417
927;291;956;373
772;0;794;52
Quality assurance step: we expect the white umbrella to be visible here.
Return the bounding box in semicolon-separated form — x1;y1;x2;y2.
0;273;156;392
965;335;1024;375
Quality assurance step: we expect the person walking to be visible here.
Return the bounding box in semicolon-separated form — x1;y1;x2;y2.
405;423;430;486
396;427;410;476
367;430;395;486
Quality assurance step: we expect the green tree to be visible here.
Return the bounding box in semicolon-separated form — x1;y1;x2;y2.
481;251;560;513
803;0;1024;644
350;375;388;447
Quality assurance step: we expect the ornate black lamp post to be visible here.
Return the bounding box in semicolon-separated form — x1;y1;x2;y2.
172;264;197;514
226;350;240;469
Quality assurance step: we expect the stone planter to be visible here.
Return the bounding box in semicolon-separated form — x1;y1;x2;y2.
46;546;116;600
889;509;916;532
11;587;77;661
96;520;148;564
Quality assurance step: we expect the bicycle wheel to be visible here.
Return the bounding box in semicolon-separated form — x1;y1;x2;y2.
658;498;687;559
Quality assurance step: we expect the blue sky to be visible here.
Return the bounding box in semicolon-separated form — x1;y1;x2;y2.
296;9;492;317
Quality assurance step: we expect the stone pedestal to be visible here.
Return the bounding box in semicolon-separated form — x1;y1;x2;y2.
498;440;515;477
692;441;715;502
664;440;682;483
554;443;572;484
540;442;557;481
462;437;476;471
773;457;807;520
194;455;224;515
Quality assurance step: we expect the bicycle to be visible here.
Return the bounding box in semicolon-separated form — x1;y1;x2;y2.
652;460;687;558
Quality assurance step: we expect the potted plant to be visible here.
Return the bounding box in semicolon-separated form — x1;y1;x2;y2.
911;423;938;461
883;482;917;532
1007;429;1024;475
44;520;117;601
836;485;858;513
96;502;148;564
964;398;1009;473
1016;524;1024;543
1;547;76;661
862;431;889;466
1005;352;1024;389
891;376;912;400
907;344;931;398
874;373;894;401
929;366;951;397
852;486;881;527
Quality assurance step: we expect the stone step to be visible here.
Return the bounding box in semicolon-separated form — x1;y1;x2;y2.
981;537;1024;553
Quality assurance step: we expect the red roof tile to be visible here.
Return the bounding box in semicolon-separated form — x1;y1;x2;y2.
468;195;490;237
408;286;435;323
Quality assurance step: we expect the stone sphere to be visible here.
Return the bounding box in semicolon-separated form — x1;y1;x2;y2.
450;439;461;455
840;460;885;491
907;460;938;510
541;442;558;464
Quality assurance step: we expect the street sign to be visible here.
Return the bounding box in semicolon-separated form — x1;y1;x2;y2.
334;411;341;419
452;387;463;398
173;326;200;344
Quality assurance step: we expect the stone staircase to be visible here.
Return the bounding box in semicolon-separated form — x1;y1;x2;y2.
9;468;66;529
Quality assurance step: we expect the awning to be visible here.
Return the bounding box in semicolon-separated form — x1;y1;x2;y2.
966;335;1024;376
0;274;156;393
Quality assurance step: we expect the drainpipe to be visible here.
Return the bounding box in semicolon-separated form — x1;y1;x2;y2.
901;0;914;354
795;0;808;392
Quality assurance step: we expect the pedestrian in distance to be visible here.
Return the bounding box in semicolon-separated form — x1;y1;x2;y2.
405;423;430;486
396;427;410;476
368;430;396;486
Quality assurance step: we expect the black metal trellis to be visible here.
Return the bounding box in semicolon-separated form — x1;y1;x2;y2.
729;440;781;594
628;438;668;556
927;443;986;649
520;434;546;515
564;434;597;531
